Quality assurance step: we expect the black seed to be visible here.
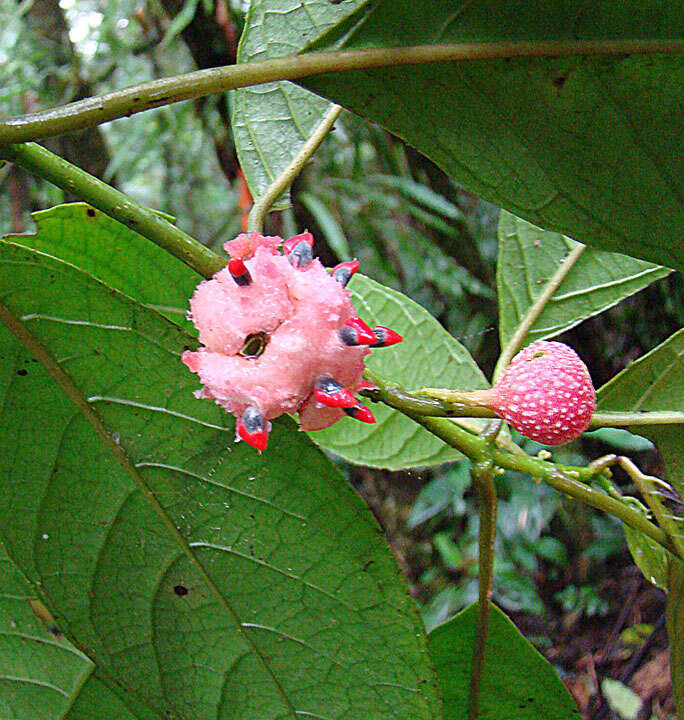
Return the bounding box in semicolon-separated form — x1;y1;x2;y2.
173;585;189;596
315;377;342;394
242;406;265;434
17;369;27;376
86;208;96;217
339;326;356;346
240;331;269;358
332;267;352;287
288;241;313;268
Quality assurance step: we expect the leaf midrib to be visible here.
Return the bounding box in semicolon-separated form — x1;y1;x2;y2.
0;296;300;720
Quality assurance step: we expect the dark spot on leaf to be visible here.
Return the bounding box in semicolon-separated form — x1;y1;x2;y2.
17;369;27;376
86;208;96;217
173;584;189;596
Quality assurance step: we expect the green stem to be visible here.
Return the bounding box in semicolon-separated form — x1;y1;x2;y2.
1;40;682;143
589;411;684;427
493;243;586;382
366;371;679;557
0;142;224;279
362;375;497;418
468;462;498;720
368;376;683;429
247;104;343;233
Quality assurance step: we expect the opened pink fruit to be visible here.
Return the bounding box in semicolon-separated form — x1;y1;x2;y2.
182;231;402;450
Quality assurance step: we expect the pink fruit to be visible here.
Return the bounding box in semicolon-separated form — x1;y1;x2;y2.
182;231;400;450
489;341;596;445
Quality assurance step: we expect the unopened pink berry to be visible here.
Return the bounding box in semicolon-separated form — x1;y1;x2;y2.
491;341;596;445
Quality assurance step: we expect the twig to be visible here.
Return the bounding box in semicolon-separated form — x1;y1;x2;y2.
1;40;682;143
468;461;498;719
365;370;679;556
0;142;225;279
493;243;585;382
247;104;342;232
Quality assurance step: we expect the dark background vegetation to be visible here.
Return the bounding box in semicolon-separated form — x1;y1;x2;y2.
2;1;682;716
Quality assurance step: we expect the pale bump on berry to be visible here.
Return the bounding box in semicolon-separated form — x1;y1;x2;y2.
492;341;596;446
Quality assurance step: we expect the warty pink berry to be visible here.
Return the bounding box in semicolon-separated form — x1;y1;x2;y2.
491;341;596;445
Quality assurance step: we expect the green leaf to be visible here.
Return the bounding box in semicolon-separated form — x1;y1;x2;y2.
369;175;465;224
623;523;669;590
303;2;684;270
0;241;440;720
0;543;147;719
497;212;669;349
232;0;365;208
668;559;684;716
428;602;582;719
597;331;684;495
160;0;201;48
583;428;654;452
407;464;470;528
5;203;199;334
597;330;684;572
0;543;92;718
311;274;488;470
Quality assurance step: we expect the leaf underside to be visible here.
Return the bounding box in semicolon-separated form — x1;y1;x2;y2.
0;226;441;719
298;1;684;270
232;0;366;208
597;331;684;584
496;211;669;350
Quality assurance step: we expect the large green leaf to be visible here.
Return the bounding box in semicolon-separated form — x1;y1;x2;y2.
497;211;669;349
0;241;440;720
0;543;146;720
302;1;684;270
0;543;92;719
428;602;581;719
232;0;365;207
311;274;488;470
6;203;199;334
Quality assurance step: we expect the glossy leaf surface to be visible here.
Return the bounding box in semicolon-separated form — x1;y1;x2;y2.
0;239;440;720
302;1;684;270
